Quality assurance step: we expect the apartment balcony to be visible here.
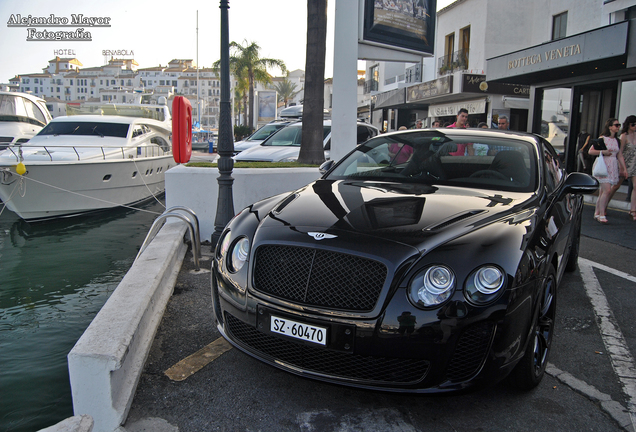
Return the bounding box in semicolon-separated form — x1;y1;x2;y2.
438;48;469;76
364;79;379;94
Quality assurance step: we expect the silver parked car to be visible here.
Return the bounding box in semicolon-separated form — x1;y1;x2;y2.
233;120;294;154
234;120;379;162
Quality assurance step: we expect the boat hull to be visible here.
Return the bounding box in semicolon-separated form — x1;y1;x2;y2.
0;156;175;220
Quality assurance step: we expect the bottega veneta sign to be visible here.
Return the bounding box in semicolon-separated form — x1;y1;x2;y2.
6;14;111;41
485;22;628;82
507;44;581;70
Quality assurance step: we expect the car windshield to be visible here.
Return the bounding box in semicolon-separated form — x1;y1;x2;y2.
38;121;130;138
327;130;537;192
262;125;331;147
249;124;286;141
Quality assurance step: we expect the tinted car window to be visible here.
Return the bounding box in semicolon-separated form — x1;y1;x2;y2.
328;131;537;192
250;124;287;141
541;139;563;192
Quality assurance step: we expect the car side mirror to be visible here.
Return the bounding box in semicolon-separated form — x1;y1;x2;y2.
559;171;599;198
319;160;334;176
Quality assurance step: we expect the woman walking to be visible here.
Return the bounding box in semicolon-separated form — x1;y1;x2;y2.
620;115;636;220
588;118;627;223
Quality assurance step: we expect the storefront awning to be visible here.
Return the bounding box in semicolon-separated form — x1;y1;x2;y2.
374;88;405;109
428;98;487;117
486;21;629;84
503;96;529;110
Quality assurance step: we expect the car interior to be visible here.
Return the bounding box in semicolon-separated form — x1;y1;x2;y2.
329;133;537;192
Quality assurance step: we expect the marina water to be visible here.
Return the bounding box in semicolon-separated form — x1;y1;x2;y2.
0;199;166;431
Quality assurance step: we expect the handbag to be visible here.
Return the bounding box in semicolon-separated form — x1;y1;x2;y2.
592;152;608;178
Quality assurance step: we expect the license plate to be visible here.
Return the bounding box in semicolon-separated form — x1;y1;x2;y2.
270;315;327;346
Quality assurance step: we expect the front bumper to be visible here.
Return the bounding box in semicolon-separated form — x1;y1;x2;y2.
212;265;523;393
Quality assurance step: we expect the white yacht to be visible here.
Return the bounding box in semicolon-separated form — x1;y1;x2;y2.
0;91;52;150
0;99;174;221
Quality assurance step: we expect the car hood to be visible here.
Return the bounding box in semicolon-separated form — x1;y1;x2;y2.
234;144;300;162
257;179;536;251
233;139;262;152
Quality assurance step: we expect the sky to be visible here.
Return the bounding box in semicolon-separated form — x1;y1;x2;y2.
0;0;455;84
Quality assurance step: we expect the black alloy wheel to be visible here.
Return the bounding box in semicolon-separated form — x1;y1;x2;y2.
509;264;557;390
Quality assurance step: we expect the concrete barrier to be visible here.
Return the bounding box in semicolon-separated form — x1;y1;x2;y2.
67;221;188;432
165;165;322;242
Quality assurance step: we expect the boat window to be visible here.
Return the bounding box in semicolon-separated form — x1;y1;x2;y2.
0;94;47;127
151;136;171;152
38;121;130;138
132;126;144;138
23;99;47;125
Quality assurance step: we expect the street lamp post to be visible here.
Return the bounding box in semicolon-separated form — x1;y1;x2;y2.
211;0;235;246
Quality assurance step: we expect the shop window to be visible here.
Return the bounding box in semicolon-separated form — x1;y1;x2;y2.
540;88;571;154
552;12;567;40
460;26;470;70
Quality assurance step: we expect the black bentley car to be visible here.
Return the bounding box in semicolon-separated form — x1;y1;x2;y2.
211;128;598;393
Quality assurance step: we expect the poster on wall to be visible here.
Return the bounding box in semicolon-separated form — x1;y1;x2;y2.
362;0;436;55
257;91;277;123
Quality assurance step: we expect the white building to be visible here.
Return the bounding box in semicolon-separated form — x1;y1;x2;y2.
360;0;636;173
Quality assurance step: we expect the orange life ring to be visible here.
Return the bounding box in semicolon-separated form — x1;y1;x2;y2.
172;96;192;163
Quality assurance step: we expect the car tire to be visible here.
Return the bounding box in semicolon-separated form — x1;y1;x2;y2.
509;264;557;390
564;216;582;273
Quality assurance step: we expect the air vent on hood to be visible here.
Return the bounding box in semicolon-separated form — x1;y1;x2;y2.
424;210;485;231
273;193;298;214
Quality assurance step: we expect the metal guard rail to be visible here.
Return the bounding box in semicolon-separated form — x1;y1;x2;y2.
3;144;171;162
135;206;201;271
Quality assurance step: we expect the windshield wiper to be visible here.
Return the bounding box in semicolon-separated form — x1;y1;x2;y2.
91;126;104;137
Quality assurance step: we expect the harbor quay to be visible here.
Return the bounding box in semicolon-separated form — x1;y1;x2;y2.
41;172;634;432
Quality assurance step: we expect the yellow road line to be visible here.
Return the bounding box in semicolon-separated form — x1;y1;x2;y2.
164;337;233;381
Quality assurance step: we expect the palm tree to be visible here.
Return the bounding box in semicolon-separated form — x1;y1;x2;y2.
272;77;300;108
233;69;250;126
228;40;287;129
298;0;328;164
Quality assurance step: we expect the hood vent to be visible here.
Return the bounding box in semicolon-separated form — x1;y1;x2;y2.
273;193;298;215
424;210;485;232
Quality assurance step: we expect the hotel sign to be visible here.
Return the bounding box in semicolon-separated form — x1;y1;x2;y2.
486;21;628;81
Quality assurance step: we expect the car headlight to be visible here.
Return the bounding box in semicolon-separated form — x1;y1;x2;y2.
217;230;231;260
229;237;250;272
408;265;455;308
465;265;505;304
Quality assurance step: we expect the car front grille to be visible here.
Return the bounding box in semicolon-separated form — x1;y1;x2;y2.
225;313;429;384
445;321;495;382
253;245;387;311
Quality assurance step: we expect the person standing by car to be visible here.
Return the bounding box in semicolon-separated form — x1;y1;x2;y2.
620;115;636;220
588;118;627;223
446;108;473;155
431;120;441;128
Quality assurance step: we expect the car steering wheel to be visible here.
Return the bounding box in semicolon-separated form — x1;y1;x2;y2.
469;170;509;181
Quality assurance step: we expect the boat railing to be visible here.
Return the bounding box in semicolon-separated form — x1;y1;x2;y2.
3;144;172;162
135;206;201;271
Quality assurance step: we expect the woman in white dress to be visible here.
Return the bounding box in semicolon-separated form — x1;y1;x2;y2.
588;118;627;223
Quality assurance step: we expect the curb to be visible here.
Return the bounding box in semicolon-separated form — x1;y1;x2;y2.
65;221;188;432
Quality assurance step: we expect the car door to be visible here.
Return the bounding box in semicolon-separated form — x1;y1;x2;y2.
540;138;576;279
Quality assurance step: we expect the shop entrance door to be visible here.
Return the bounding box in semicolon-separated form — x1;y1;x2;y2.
570;84;617;172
